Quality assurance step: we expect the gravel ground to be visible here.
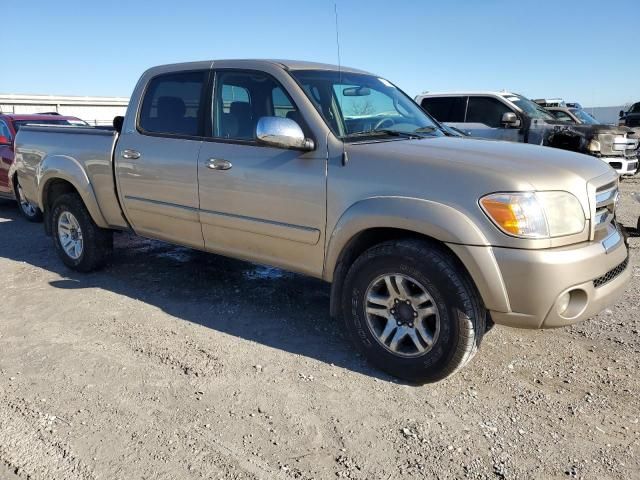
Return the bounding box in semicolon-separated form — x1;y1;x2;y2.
0;177;638;480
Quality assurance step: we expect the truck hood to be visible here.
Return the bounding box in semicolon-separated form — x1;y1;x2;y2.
345;136;614;219
347;136;611;190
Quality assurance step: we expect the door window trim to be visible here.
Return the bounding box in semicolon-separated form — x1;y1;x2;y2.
135;69;212;141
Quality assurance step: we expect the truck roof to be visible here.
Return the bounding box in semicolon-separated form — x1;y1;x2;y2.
143;59;371;76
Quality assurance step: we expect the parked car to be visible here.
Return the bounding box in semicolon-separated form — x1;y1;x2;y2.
416;92;639;176
0;113;88;220
634;192;640;234
533;99;599;124
534;99;639;176
619;102;640;129
14;60;630;383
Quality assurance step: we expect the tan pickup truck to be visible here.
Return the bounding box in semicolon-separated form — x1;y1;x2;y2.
13;60;631;383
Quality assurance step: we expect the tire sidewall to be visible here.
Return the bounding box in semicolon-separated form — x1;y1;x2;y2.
344;249;468;382
52;199;88;270
14;180;42;222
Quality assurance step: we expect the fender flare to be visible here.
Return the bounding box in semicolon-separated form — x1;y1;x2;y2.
38;154;109;228
324;196;510;317
324;196;489;281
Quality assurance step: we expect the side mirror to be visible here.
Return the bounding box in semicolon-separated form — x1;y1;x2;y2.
501;112;521;128
619;110;625;118
256;116;314;151
113;116;124;134
0;135;11;145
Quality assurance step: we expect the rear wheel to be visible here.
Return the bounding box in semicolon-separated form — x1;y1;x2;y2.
341;239;486;383
51;193;112;272
14;178;42;222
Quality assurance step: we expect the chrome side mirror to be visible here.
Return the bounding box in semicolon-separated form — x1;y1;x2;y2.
501;112;521;128
256;116;314;151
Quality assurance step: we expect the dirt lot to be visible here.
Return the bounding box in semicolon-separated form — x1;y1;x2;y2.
0;177;638;480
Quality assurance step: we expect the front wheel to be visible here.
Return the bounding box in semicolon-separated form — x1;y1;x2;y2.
14;178;42;222
51;193;113;272
341;239;486;383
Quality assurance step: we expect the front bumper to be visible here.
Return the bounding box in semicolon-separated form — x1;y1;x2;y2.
487;229;630;329
601;156;638;176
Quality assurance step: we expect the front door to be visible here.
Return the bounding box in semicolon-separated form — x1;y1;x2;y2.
196;69;326;276
115;70;208;248
463;96;522;142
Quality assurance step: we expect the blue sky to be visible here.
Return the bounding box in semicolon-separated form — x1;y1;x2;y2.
3;0;638;107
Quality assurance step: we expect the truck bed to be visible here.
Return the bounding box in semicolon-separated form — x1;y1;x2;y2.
14;125;128;229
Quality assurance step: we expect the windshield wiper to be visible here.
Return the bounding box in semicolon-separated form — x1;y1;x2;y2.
413;126;439;134
346;129;421;139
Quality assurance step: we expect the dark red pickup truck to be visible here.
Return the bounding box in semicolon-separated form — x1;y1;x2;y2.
0;113;87;220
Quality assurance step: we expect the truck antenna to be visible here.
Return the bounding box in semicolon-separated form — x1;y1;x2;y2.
334;3;348;165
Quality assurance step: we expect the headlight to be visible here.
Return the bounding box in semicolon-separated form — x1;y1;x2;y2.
480;191;585;238
587;139;601;152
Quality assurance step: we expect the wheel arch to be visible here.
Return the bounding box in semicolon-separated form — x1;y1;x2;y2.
38;155;109;234
325;197;509;319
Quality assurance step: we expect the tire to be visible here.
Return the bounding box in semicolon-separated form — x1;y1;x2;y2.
341;239;486;384
14;178;43;222
51;193;113;272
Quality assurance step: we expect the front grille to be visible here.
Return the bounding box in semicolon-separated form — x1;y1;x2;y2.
593;256;629;288
599;133;638;156
594;182;618;233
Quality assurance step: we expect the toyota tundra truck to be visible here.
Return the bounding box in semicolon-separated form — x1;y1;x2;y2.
13;60;631;383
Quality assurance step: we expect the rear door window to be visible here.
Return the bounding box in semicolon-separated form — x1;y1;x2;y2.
139;71;207;137
420;97;466;122
466;96;513;128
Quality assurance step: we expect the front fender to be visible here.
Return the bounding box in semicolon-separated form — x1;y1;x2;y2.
324;196;511;314
38;155;109;228
325;196;489;278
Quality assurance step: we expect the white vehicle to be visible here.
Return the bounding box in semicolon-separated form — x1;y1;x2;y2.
416;91;639;176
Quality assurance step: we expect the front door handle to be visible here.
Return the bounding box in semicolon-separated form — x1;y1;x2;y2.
122;149;141;160
207;158;232;171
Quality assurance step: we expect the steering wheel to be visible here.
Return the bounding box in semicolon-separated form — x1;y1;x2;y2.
373;117;395;131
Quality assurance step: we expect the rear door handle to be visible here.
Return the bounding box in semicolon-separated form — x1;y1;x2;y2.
207;158;232;171
121;149;141;160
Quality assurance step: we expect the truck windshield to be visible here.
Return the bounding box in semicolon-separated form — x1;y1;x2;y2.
629;103;640;114
572;109;599;125
504;94;556;121
290;70;442;140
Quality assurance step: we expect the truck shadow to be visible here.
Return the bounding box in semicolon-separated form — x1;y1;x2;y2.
0;200;392;382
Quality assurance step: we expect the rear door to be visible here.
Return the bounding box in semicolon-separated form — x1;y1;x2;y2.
196;69;326;276
115;70;209;248
0;119;13;194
